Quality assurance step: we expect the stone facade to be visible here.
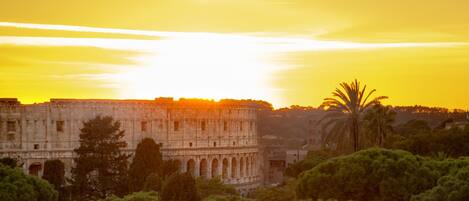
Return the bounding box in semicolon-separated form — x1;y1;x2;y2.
0;97;260;191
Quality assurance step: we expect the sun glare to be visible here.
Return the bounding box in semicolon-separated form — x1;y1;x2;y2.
114;33;284;106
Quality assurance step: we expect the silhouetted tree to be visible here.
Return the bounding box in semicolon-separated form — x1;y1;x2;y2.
363;104;396;147
143;173;163;193
161;172;200;201
71;116;130;201
0;157;21;168
129;138;163;192
320;79;387;152
160;160;180;180
43;159;66;201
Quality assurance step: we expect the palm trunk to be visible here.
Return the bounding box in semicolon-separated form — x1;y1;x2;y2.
352;118;359;152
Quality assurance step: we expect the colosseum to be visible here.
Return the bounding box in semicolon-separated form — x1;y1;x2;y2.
0;97;261;192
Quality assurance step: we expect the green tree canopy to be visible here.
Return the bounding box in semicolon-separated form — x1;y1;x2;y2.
98;191;160;201
0;164;58;201
143;173;163;193
285;149;338;178
71;115;131;201
161;172;200;201
129;138;163;192
42;159;65;189
296;148;438;201
195;177;238;200
42;159;66;201
411;164;469;201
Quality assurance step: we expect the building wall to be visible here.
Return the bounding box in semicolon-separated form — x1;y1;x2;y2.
0;98;260;189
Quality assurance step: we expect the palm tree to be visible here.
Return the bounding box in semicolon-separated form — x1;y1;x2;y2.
320;79;387;152
363;104;396;147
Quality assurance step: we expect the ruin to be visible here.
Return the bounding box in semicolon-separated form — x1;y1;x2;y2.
0;97;260;191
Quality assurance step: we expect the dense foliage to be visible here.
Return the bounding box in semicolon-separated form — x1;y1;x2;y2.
129;138;163;192
98;191;160;201
202;195;253;201
160;172;200;201
42;159;66;201
255;185;296;201
0;157;22;168
71;116;131;201
196;177;238;200
143;173;163;193
285;149;338;178
296;148;469;201
0;164;58;201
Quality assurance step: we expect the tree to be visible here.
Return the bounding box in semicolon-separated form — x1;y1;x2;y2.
71;116;131;201
143;173;163;193
255;185;296;201
196;177;238;200
296;148;438;201
0;157;21;168
0;164;58;201
285;149;338;178
363;104;396;147
202;195;252;201
320;79;387;152
160;160;180;179
98;191;160;201
42;159;66;201
129;138;163;192
411;166;469;201
161;172;200;201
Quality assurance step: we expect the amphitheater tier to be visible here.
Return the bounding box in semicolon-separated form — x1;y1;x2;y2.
0;98;261;190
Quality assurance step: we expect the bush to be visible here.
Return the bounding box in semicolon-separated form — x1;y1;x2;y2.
143;173;163;192
0;164;58;201
202;195;252;201
296;148;438;201
98;191;160;201
196;177;238;200
161;172;200;201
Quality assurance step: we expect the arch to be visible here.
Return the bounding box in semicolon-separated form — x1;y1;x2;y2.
240;157;245;177
231;157;237;178
211;158;219;178
222;158;229;179
200;159;208;178
187;159;196;176
29;162;42;176
174;160;182;172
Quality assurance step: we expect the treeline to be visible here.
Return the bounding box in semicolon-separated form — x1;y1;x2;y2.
256;104;466;146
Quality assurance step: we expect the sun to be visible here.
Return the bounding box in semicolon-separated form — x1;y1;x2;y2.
114;33;284;106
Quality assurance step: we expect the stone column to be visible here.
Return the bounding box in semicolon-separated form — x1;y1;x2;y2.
194;157;200;177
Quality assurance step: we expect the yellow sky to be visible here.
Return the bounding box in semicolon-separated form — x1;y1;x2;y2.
1;0;469;108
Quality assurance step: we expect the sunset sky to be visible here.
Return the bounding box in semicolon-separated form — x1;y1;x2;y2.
1;0;469;108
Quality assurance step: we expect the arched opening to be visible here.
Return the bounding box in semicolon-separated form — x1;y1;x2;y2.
240;157;245;177
211;159;219;178
200;159;208;178
29;162;42;176
187;159;196;176
222;158;229;179
174;160;182;172
231;158;237;178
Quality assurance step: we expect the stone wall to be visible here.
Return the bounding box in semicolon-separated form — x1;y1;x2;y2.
0;98;260;189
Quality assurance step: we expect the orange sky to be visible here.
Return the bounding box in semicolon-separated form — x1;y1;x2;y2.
1;0;469;108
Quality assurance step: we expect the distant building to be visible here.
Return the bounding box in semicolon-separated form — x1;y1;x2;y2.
444;114;469;130
261;143;286;186
286;149;308;167
0;98;261;192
